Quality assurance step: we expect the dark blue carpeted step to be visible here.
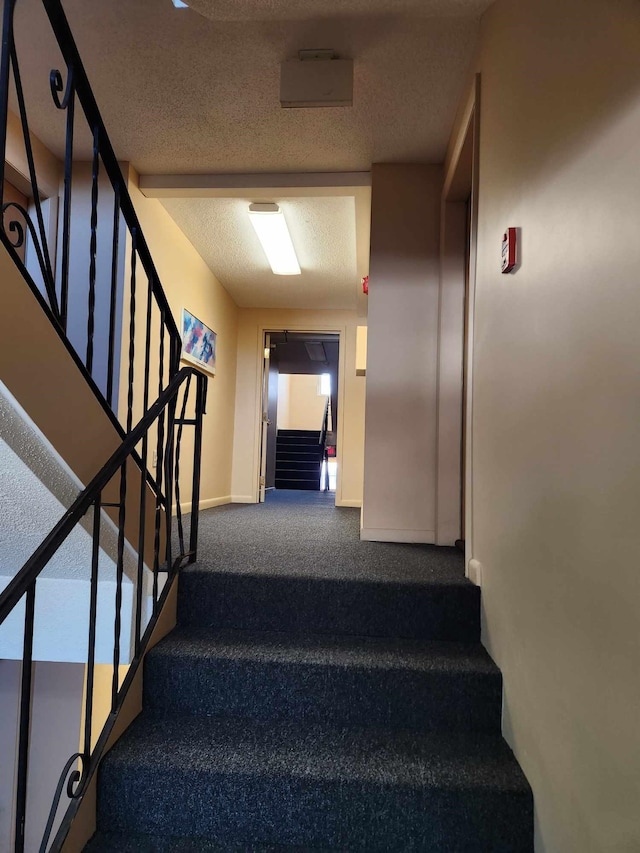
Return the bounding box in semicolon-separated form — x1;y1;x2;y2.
95;716;533;852
278;430;320;439
178;571;480;641
143;628;502;732
84;832;323;851
277;435;321;446
276;450;321;462
276;460;320;472
275;479;320;490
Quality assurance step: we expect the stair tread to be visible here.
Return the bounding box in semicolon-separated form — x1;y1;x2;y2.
85;831;320;852
149;627;500;676
103;715;529;792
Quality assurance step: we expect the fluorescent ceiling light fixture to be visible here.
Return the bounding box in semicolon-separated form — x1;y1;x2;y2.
172;0;189;7
248;203;301;276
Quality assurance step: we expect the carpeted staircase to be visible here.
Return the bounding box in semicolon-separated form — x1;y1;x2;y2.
275;429;323;491
85;492;533;852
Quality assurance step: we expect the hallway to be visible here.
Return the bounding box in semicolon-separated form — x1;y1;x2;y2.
190;489;465;582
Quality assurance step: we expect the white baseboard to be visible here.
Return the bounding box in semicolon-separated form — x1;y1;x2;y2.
359;527;436;544
231;495;257;504
467;558;482;586
178;495;232;513
335;499;362;508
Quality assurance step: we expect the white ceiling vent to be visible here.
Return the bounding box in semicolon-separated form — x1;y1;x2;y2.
280;50;353;109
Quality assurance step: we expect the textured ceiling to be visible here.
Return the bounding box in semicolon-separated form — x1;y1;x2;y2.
160;196;359;309
186;0;492;22
10;0;488;310
13;0;485;172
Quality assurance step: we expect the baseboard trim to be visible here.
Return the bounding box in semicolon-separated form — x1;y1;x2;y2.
231;495;257;504
177;495;232;513
360;527;436;544
335;499;362;508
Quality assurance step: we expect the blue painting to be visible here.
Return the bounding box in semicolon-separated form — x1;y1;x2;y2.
181;309;216;375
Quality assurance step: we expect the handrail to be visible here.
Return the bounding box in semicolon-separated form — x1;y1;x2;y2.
319;396;330;447
0;367;200;624
0;0;183;427
0;365;207;853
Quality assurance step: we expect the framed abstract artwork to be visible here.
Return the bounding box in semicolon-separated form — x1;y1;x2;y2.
181;309;216;376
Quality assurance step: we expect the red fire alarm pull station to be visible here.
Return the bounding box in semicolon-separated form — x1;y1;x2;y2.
501;227;517;273
362;275;369;295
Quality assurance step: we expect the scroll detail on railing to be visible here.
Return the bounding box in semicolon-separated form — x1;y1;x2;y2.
0;0;210;850
0;0;182;430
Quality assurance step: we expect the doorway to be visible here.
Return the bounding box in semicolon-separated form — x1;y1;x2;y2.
259;331;340;502
436;73;480;567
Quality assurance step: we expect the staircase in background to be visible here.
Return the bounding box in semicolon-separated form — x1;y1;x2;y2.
86;495;533;852
275;429;323;490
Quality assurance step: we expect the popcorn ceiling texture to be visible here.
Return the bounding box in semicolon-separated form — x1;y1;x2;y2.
13;0;484;173
160;196;358;310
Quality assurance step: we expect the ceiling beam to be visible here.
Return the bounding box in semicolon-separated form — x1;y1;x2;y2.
138;171;371;198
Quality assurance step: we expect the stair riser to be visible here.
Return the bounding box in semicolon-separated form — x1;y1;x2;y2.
274;480;320;490
97;768;533;852
275;462;320;472
276;437;320;446
178;575;480;641
275;452;321;462
143;657;501;732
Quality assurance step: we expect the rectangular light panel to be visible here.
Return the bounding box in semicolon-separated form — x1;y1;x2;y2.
248;203;301;276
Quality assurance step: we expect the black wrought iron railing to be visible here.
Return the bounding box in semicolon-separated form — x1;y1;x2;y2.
0;0;211;849
0;0;182;427
0;366;207;853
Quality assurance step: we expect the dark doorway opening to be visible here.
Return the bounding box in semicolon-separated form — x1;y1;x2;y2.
260;331;339;501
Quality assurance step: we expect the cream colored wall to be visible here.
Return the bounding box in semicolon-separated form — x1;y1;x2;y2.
453;1;640;850
124;167;239;509
231;309;365;507
5;110;61;198
362;164;442;543
277;374;327;432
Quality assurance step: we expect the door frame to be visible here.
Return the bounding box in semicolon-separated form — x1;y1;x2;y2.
435;73;481;581
252;323;347;505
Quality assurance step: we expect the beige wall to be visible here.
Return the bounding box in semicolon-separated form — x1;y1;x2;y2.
452;1;640;850
231;308;365;507
124;167;239;509
277;374;327;432
362;164;442;542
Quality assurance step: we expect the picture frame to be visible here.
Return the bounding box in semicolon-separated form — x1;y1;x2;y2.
181;308;216;376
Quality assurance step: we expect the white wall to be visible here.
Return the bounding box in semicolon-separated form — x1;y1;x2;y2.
449;0;640;849
361;164;442;543
277;374;327;432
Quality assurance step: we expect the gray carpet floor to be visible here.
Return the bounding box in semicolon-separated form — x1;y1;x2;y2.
87;489;533;851
184;490;465;584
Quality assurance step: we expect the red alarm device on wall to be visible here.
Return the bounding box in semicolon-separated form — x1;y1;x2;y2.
501;227;517;273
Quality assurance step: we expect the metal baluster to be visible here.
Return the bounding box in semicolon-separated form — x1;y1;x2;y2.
106;184;121;409
163;397;177;574
189;374;207;563
126;230;137;433
86;125;99;373
85;497;101;755
50;67;75;331
15;581;36;853
112;464;126;711
174;374;192;560
0;0;16;201
9;44;57;315
152;318;166;606
134;276;154;651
